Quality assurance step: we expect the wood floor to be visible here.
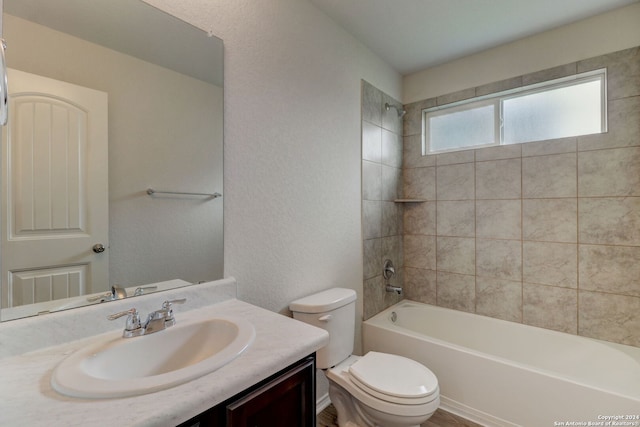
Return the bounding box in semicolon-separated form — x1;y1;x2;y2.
317;404;483;427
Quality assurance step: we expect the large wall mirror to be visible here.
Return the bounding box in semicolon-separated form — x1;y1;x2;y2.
0;0;224;321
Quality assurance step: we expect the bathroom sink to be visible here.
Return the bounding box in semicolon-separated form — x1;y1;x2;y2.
51;316;256;398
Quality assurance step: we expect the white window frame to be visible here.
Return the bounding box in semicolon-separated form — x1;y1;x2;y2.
422;68;607;155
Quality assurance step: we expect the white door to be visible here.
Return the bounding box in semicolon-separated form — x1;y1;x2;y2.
1;68;109;309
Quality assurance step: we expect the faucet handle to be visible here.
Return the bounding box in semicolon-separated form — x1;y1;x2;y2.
133;285;158;296
107;308;142;336
161;298;186;326
162;298;187;308
86;290;112;303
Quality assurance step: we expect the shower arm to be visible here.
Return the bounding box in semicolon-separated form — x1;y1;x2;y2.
385;102;406;118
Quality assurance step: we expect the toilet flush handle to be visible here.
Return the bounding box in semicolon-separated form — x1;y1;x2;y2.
318;315;332;322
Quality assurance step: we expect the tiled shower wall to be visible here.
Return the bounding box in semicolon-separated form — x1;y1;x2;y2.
361;81;404;320
400;46;640;347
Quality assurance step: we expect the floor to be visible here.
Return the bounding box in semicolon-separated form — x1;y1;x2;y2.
317;404;483;427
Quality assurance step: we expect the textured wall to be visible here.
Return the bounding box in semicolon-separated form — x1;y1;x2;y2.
142;0;402;318
400;47;640;347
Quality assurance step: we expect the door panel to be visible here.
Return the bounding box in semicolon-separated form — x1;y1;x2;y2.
1;68;108;309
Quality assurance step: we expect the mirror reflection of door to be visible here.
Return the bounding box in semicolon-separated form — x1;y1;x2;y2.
1;68;108;310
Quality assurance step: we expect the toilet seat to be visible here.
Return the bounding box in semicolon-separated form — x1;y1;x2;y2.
348;352;438;405
327;354;439;418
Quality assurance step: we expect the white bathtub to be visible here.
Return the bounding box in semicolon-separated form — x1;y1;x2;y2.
363;301;640;427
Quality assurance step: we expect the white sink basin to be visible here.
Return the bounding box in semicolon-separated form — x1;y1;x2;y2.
51;316;255;398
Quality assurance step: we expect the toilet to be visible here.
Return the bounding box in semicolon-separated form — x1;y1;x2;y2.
290;288;439;427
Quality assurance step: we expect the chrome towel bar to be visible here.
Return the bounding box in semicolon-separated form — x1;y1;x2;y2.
146;188;222;199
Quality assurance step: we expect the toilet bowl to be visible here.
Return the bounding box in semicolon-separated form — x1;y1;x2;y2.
327;353;439;427
290;288;440;427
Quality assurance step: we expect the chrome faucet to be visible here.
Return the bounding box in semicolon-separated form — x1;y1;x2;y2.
108;298;186;338
385;284;403;295
87;285;128;303
133;285;158;296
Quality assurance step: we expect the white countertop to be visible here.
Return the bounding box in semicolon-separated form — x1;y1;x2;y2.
0;280;329;426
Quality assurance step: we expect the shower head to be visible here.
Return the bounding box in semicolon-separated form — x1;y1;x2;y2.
385;102;406;118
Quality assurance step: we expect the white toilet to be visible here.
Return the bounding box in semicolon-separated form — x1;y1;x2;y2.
290;288;439;427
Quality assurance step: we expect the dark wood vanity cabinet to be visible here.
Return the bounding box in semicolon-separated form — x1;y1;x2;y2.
178;355;316;427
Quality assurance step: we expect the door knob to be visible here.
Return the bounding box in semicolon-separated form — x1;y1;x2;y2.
93;243;106;253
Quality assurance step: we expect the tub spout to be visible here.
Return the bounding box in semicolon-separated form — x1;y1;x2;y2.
385;284;403;295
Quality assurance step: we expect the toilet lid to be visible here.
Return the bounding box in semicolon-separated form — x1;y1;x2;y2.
348;352;438;400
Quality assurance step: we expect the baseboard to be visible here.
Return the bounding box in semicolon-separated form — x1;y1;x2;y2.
316;392;332;414
439;396;519;427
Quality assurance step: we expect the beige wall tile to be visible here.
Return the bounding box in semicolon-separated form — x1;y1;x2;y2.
523;198;577;243
522;63;577;86
363;275;400;320
404;201;436;236
579;244;640;297
381;202;401;237
521;137;576;157
362;81;382;126
523;284;577;334
382;129;402;167
403;135;435;169
476;200;521;240
362;160;381;201
475;76;522;97
578;96;640;151
476;277;522;322
578;147;640;197
437;87;475;106
579;197;640;245
437;163;475;200
436;201;475;237
403;98;435;137
579;291;640;347
476;158;521;199
362;200;381;240
382;236;403;267
363;238;382;280
476;239;522;281
577;46;640;100
362;121;382;162
437;236;475;275
523;241;577;288
436;149;475;166
403;235;436;270
404;267;436;305
382;165;401;201
403;166;435;200
523;153;577;198
474;144;521;162
436;271;475;313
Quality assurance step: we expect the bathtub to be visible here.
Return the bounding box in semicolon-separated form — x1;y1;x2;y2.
363;301;640;427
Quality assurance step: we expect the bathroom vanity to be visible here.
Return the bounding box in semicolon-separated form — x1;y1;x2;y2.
0;279;328;426
179;355;315;426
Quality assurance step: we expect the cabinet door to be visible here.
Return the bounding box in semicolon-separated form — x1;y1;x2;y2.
226;357;315;427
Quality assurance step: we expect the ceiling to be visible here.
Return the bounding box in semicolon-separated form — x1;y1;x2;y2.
310;0;639;75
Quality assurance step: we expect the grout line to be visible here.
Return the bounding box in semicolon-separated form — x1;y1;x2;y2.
473;150;477;315
575;145;580;335
520;151;524;324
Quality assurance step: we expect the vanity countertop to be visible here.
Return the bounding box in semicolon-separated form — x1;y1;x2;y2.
0;297;329;426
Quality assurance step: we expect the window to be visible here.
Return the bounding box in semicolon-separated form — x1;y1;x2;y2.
423;69;606;154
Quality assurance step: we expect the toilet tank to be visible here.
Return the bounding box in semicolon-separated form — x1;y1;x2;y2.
289;288;356;369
